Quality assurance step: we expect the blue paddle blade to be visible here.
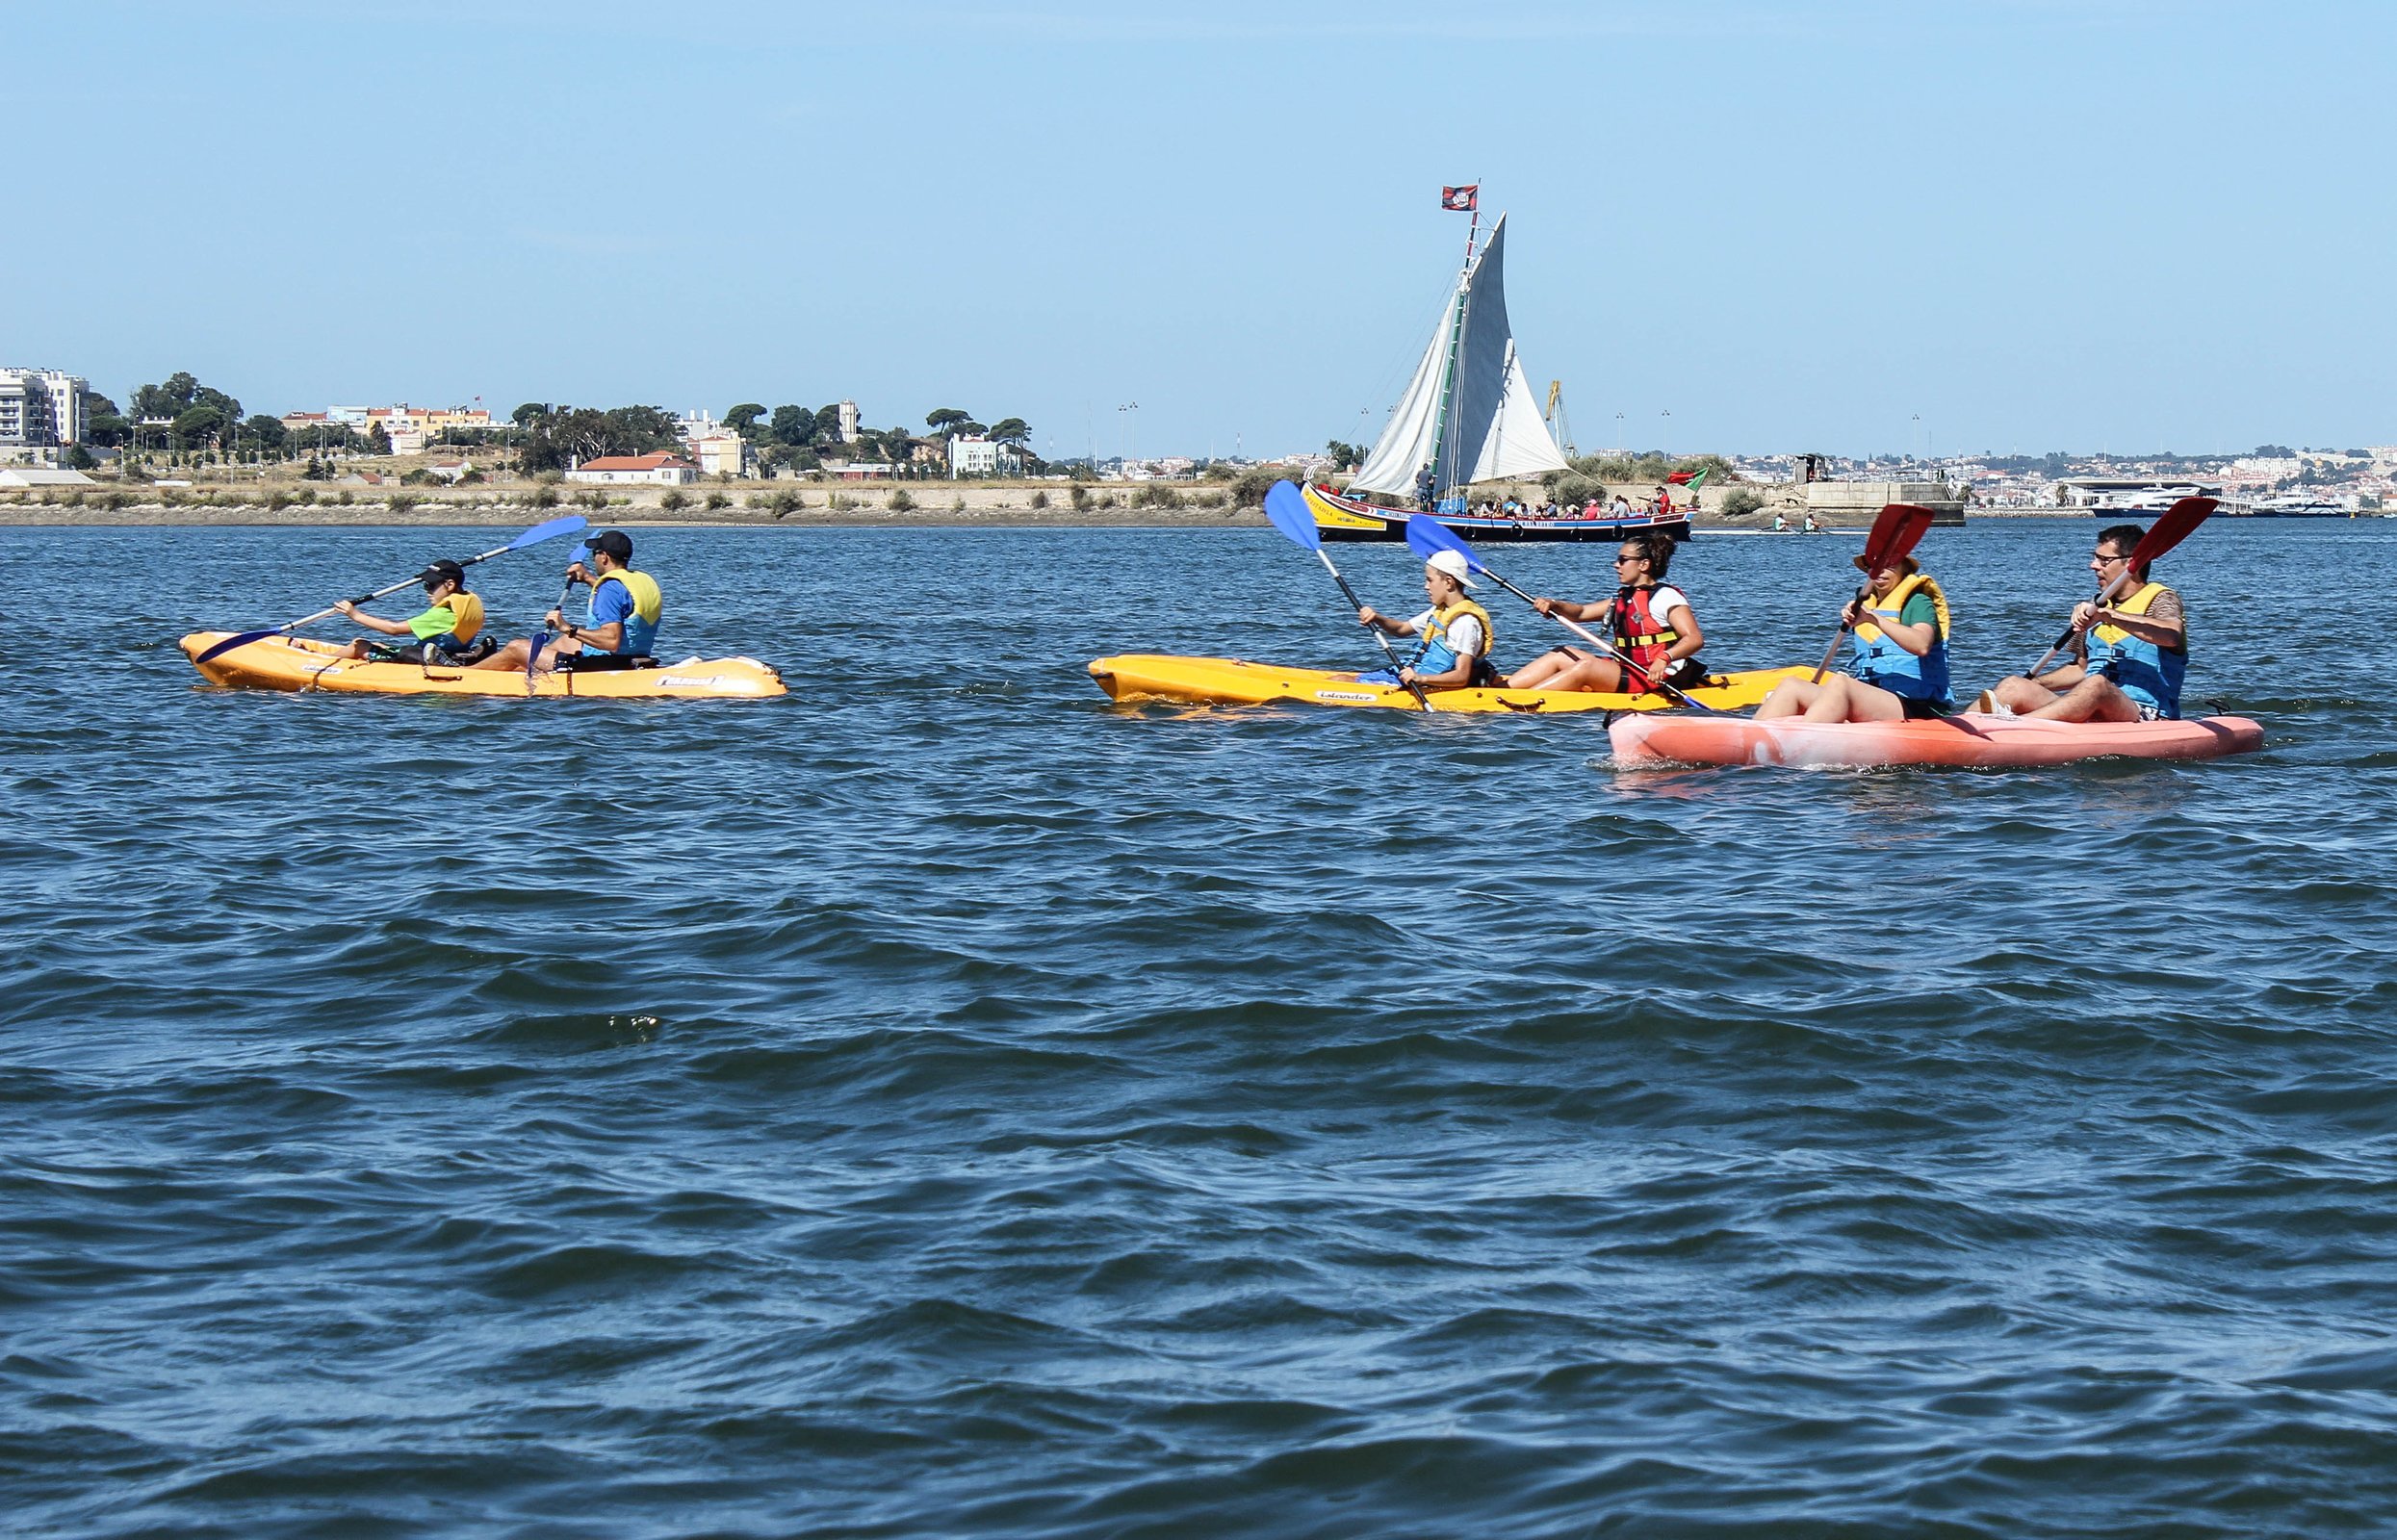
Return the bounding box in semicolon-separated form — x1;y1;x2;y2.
1262;480;1321;552
1405;512;1488;572
509;513;588;550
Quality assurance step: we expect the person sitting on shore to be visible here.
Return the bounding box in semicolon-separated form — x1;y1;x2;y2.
473;529;663;674
335;560;488;663
1355;549;1498;691
1753;552;1952;722
1502;532;1705;695
1987;522;2185;721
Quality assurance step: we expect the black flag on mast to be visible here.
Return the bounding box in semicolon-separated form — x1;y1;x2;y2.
1440;185;1479;212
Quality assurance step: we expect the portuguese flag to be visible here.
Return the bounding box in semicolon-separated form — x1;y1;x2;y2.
1666;468;1708;490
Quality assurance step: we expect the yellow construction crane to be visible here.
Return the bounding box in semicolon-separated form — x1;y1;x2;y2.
1544;380;1578;457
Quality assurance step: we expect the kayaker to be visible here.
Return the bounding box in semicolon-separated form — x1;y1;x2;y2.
1989;523;2186;720
1752;553;1952;722
1501;532;1706;695
334;560;487;663
1355;549;1498;690
473;528;663;674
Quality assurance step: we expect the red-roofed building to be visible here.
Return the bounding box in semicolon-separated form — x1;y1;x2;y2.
566;452;699;486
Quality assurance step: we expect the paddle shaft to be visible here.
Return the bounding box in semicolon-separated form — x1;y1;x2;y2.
196;528;569;664
1319;552;1431;710
1809;581;1873;684
2021;565;2137;680
528;562;587;678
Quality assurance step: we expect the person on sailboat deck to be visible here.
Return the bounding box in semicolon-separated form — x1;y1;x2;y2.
1356;550;1499;690
1611;494;1634;519
1752;552;1952;723
1502;532;1707;695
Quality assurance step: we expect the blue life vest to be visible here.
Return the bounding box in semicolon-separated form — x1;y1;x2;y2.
589;568;662;656
2086;580;2184;717
1408;599;1493;677
1847;572;1951;704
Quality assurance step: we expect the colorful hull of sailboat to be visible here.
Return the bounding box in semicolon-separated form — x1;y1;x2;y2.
1302;482;1691;545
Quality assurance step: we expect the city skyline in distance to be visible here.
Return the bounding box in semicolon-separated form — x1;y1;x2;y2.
13;0;2390;462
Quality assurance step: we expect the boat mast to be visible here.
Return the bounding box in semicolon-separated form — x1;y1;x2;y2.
1426;203;1480;506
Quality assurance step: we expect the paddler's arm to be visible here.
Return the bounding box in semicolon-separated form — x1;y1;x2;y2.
549;611;625;651
1841;600;1935;655
332;600;415;637
1532;597;1611;624
1662;608;1704;659
2081;601;2184;651
1356;606;1419;637
1400;653;1478;689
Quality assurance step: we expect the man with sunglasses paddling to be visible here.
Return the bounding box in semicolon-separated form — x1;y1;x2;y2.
1989;523;2187;722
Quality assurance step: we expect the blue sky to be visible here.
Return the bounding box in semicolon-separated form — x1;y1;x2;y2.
13;1;2390;458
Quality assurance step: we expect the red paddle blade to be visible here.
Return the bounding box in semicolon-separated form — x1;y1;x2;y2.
1861;503;1937;571
2128;496;2217;567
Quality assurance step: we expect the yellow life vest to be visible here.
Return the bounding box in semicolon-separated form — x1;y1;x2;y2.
2094;579;2171;645
1429;598;1493;654
595;567;662;625
1855;572;1949;644
438;591;484;643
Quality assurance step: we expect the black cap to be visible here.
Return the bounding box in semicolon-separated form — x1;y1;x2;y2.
585;529;632;561
419;559;466;588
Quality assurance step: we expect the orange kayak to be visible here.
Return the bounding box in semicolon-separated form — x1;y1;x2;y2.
1609;710;2263;769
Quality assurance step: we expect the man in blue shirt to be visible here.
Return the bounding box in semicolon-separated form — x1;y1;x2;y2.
475;529;664;674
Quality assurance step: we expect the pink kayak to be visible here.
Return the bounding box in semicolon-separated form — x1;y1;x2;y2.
1609;711;2264;769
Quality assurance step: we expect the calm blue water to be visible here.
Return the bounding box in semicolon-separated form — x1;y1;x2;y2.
6;518;2395;1538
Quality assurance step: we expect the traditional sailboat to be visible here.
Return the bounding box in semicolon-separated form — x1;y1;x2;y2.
1308;201;1691;545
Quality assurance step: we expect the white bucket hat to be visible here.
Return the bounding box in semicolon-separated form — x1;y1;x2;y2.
1425;549;1479;589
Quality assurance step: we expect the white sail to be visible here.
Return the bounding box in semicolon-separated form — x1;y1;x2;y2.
1349;303;1454;497
1472;343;1570;483
1347;214;1569;500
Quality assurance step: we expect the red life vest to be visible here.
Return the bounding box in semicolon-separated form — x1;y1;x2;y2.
1611;585;1682;687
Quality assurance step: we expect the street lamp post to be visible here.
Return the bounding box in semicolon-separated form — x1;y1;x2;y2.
1118;402;1139;470
1660;409;1670;460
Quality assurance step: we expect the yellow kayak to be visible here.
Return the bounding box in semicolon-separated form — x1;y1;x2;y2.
181;632;786;699
1089;654;1811;714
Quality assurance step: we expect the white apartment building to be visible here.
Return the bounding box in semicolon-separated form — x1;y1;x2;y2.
948;433;1022;477
0;368;87;452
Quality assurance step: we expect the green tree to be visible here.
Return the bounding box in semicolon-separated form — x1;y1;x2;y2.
244;414;289;454
813;403;846;444
512;401;551;427
64;445;97;470
364;421;392;455
925;407;971;437
135;372;241;426
989;417;1031;447
769;404;815;447
724;402;767;439
1326;439;1363;472
170;404;226;450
